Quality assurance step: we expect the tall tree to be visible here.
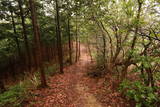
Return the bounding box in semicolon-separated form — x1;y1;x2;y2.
29;0;47;87
121;0;143;79
9;1;21;57
18;0;31;70
55;0;64;73
75;4;78;62
67;17;72;64
66;1;72;65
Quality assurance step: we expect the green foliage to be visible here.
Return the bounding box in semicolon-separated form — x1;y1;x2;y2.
45;64;58;76
0;84;27;107
154;72;160;81
28;74;40;88
119;80;159;107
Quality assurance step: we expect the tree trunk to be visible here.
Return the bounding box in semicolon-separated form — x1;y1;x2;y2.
29;0;47;87
112;27;121;64
75;13;78;62
18;0;31;71
67;17;72;64
55;0;64;73
78;38;81;59
102;34;106;68
146;68;154;87
100;21;113;62
122;0;142;80
87;38;93;61
10;10;21;57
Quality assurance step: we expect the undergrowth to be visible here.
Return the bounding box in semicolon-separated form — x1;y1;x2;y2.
119;80;160;107
0;63;57;107
0;82;29;107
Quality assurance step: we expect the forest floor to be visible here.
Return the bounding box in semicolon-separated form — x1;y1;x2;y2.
26;45;131;107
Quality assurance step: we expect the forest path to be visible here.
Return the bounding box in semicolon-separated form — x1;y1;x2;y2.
28;44;103;107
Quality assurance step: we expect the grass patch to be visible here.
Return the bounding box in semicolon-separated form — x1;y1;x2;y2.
45;64;58;76
0;83;29;107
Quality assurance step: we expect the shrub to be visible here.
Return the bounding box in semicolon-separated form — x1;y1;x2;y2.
45;64;58;76
0;84;27;107
0;72;41;107
119;80;159;107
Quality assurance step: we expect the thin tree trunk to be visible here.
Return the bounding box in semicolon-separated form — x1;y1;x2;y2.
78;38;81;58
99;21;113;62
46;46;50;62
87;38;93;61
112;27;121;64
75;13;78;62
55;0;64;73
10;10;21;57
102;34;106;68
121;0;142;80
29;0;47;87
18;0;31;71
131;1;142;50
146;68;154;87
95;34;99;55
67;17;72;64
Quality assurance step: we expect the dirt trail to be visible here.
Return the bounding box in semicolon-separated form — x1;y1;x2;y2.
73;46;102;107
76;84;102;107
28;45;103;107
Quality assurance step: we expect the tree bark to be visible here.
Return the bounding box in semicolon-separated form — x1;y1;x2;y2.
78;37;81;59
29;0;47;87
121;0;142;80
102;34;106;68
87;38;93;61
55;0;64;73
67;17;72;64
100;21;113;62
75;13;78;62
10;9;21;57
130;0;142;50
18;0;31;70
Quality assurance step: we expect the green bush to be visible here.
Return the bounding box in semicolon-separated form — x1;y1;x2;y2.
45;64;58;76
0;84;27;107
119;80;159;107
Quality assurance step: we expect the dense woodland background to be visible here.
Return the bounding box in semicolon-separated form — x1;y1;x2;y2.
0;0;160;107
